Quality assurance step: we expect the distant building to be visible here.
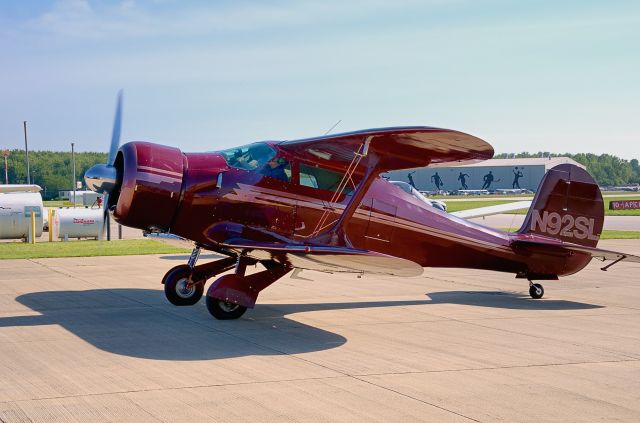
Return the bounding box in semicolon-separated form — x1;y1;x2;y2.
58;190;101;206
385;157;585;193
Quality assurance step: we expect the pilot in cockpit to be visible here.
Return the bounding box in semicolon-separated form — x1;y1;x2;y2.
261;157;290;182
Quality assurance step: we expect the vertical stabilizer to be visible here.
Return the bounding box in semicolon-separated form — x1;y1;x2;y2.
518;164;604;247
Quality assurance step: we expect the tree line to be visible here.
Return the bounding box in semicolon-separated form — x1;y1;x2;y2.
494;152;639;187
1;149;638;198
1;149;107;199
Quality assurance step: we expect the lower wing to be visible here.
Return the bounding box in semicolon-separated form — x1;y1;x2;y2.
222;238;423;277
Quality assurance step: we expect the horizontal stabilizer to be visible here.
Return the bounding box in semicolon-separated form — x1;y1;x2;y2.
222;238;424;277
512;239;640;267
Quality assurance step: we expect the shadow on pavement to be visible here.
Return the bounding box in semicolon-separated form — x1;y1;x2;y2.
426;290;604;310
0;288;602;361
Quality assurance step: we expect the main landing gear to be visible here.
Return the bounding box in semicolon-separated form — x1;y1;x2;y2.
163;264;204;306
206;294;248;320
161;246;291;320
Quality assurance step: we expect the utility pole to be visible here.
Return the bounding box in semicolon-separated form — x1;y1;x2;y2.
71;142;76;207
1;150;9;184
23;121;31;184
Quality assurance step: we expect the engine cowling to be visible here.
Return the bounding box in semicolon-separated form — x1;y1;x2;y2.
109;142;184;231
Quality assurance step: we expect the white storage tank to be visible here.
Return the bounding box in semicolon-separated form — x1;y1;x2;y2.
82;192;101;207
0;192;44;239
53;208;104;240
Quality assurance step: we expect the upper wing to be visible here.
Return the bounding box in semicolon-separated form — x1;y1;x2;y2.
451;201;532;219
278;126;493;172
222;238;424;277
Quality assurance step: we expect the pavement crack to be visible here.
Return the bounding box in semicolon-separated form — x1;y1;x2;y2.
355;358;640;377
210;322;485;421
352;375;481;422
27;259;101;288
0;375;348;405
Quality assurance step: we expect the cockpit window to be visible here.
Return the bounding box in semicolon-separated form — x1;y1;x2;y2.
299;163;355;194
220;143;276;171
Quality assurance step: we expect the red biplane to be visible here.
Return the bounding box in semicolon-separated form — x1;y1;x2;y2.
85;94;640;319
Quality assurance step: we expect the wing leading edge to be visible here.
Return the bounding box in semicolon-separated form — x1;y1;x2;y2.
278;126;493;173
222;238;424;277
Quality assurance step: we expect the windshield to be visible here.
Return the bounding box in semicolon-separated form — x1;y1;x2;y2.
390;181;433;205
219;143;276;171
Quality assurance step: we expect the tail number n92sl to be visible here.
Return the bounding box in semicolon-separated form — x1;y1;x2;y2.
530;210;598;241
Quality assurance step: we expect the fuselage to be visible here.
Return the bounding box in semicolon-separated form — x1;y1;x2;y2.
166;143;588;277
109;140;591;278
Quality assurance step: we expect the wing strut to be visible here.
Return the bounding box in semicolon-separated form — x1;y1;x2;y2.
309;137;380;247
310;138;369;237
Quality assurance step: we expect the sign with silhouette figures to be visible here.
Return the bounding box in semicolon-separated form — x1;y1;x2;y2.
386;158;584;193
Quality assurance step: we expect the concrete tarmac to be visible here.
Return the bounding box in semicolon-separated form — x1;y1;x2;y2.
1;240;640;422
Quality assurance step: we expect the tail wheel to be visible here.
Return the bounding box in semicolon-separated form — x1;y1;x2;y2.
163;265;204;306
529;283;544;299
206;296;247;320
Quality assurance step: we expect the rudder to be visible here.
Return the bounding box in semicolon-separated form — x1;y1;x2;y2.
519;164;604;247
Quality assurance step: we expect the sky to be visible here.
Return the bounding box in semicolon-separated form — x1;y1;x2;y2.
0;0;639;160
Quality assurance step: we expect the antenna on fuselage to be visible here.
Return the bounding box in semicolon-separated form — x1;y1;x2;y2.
324;119;342;135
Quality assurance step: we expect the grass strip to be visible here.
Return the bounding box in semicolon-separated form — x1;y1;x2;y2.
0;239;190;260
598;230;640;239
43;200;75;207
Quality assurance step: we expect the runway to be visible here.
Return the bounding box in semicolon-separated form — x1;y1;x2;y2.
1;240;639;422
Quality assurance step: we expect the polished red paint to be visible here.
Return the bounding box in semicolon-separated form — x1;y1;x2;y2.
112;142;184;231
109;141;603;283
279;126;494;171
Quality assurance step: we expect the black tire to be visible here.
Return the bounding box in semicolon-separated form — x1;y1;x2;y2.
529;283;544;299
206;296;248;320
163;265;204;306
